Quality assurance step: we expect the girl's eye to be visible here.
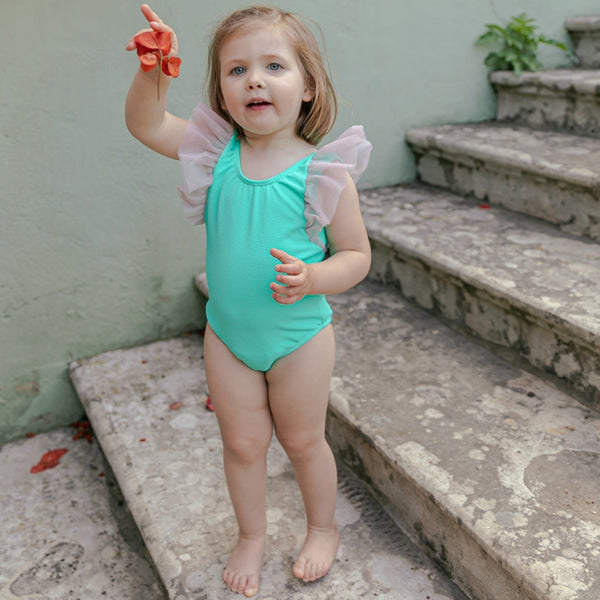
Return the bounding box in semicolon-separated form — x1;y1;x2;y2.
267;63;282;71
231;66;246;75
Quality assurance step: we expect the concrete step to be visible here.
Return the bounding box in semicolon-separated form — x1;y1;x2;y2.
362;183;600;412
327;280;600;600
69;280;600;600
566;16;600;68
490;69;600;137
68;332;468;600
0;427;166;600
406;122;600;241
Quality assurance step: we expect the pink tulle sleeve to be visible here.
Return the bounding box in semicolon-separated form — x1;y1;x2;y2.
177;103;234;225
305;126;372;248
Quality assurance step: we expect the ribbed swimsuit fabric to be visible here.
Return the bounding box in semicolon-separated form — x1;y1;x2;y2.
177;103;372;372
205;134;331;371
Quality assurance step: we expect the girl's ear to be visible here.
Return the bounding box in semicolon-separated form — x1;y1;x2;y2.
303;86;315;102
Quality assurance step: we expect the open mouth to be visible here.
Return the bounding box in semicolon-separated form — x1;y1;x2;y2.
247;100;272;108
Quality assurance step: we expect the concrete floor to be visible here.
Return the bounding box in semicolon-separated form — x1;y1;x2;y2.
0;422;468;600
0;427;166;600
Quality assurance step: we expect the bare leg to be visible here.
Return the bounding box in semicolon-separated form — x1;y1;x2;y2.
204;325;273;598
266;325;340;583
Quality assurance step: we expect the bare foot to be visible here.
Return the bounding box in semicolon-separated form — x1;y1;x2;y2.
223;536;265;597
293;524;340;583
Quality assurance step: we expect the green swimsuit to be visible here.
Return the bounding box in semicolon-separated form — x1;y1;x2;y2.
178;103;371;371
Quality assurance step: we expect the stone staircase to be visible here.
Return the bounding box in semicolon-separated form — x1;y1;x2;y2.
68;16;600;600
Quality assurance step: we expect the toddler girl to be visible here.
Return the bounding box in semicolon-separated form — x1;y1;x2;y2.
125;4;372;597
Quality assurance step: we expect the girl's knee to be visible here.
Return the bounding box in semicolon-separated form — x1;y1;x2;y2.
276;431;326;463
223;432;272;464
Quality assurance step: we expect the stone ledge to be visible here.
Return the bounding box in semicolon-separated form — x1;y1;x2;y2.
566;16;600;33
406;123;600;240
565;17;600;68
361;184;600;409
490;69;600;95
68;280;600;600
490;70;600;136
68;327;467;600
328;282;600;600
362;184;600;344
407;123;600;189
0;428;166;600
71;282;600;600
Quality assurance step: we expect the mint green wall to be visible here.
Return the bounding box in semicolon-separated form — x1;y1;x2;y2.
2;0;598;443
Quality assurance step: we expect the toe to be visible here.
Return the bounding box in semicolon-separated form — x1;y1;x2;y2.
302;560;313;582
308;561;319;582
223;569;233;587
244;576;259;598
293;556;306;580
317;560;327;580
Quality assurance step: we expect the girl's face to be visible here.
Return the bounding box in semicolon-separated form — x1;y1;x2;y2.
219;25;314;142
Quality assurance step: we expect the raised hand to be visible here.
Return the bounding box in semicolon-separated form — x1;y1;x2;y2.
270;248;313;305
124;3;187;157
126;4;178;57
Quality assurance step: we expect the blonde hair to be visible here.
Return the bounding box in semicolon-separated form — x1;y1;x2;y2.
207;5;337;145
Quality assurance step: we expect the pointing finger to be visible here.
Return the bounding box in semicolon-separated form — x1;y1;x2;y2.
141;4;163;25
131;5;178;55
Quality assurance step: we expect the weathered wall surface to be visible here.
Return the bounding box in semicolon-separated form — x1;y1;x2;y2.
2;0;598;443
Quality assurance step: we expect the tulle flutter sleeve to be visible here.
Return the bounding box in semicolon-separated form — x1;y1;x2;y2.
305;126;372;248
177;103;234;225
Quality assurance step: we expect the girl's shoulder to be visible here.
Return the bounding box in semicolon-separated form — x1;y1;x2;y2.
304;126;372;248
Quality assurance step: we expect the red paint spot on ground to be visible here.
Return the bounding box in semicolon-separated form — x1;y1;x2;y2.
30;448;69;474
71;420;94;444
169;401;182;410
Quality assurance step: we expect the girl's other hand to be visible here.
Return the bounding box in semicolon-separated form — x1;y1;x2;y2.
125;4;178;56
270;248;313;305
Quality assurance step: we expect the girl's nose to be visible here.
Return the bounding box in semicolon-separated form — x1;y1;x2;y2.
246;72;264;89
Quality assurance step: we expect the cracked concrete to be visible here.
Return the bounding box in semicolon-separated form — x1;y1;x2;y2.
68;327;468;600
491;70;600;137
407;123;600;240
566;16;600;68
65;278;600;600
362;184;600;410
0;428;166;600
0;407;466;600
327;280;600;600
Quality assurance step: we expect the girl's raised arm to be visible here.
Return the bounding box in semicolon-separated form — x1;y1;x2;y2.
125;4;187;159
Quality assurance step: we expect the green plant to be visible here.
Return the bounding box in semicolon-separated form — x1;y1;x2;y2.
476;13;571;76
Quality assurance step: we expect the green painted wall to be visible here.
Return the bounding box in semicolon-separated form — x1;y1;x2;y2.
2;0;598;444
